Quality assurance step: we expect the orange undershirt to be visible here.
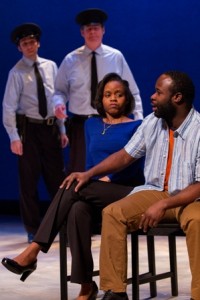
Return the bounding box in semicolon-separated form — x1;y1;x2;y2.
164;129;174;191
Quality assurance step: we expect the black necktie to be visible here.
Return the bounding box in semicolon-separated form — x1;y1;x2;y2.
33;62;47;118
91;51;98;108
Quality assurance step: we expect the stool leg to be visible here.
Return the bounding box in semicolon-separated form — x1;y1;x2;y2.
168;235;178;296
59;224;68;300
147;235;157;297
131;233;140;300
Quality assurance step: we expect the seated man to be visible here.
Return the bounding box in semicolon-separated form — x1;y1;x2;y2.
64;71;200;300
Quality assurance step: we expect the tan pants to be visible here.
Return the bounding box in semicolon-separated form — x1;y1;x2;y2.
100;190;200;299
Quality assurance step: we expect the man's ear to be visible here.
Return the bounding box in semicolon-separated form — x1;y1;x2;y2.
18;45;22;52
173;92;182;103
80;28;84;38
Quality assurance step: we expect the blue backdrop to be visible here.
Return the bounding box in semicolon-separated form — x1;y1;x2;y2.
0;0;200;201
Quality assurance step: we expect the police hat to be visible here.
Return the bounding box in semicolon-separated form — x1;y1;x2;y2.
11;23;41;45
76;8;108;26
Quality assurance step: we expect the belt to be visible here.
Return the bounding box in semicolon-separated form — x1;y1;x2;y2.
72;114;99;121
26;116;56;126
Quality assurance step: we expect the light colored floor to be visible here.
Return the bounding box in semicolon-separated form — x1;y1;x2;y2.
0;215;191;300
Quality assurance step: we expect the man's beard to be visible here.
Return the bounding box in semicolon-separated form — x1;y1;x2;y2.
154;100;176;123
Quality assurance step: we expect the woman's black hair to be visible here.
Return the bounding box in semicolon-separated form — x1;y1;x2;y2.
94;72;135;117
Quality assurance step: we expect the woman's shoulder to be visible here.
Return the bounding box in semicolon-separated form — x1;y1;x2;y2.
122;118;142;128
85;116;102;130
85;116;101;125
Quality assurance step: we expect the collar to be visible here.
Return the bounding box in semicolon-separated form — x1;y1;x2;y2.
22;55;40;67
174;107;195;139
82;44;103;56
162;108;195;139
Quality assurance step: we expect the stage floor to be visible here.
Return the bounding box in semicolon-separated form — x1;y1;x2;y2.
0;215;191;300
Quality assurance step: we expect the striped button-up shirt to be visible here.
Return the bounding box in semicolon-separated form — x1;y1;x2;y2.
124;108;200;195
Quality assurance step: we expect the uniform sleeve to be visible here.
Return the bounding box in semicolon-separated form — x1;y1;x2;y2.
2;70;22;142
53;58;69;107
120;53;143;120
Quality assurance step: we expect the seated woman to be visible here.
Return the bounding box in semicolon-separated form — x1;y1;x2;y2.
2;73;144;300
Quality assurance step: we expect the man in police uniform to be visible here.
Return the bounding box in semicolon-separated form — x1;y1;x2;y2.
54;8;143;174
2;23;68;243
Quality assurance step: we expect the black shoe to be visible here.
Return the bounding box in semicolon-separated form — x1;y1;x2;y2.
88;281;98;300
27;233;34;244
102;290;128;300
1;257;37;281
